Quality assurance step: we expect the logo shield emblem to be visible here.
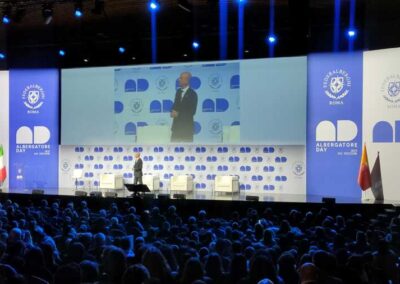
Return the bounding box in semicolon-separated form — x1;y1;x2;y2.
329;76;344;94
387;81;400;97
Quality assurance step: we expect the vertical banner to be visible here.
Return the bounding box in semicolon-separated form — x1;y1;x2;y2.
9;69;59;193
307;53;363;199
363;47;400;201
0;71;9;190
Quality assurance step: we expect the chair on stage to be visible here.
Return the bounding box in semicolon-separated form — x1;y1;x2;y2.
170;175;194;192
214;175;239;194
143;174;160;191
99;173;124;197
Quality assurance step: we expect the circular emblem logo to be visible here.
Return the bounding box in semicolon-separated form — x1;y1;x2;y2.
61;160;71;172
323;69;351;100
130;99;143;113
292;161;305;177
381;74;400;104
208;119;222;135
22;84;45;111
156;76;169;91
208;74;222;89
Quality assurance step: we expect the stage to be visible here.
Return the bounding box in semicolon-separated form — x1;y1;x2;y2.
0;189;396;222
0;187;395;205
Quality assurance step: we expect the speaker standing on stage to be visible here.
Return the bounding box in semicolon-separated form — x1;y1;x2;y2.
133;152;143;185
170;72;198;142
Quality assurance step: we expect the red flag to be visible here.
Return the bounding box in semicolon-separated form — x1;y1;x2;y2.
358;144;371;191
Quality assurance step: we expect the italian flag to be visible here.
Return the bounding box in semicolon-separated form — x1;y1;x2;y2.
358;143;371;191
0;145;6;184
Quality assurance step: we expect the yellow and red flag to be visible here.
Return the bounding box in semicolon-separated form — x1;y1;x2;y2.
358;144;371;191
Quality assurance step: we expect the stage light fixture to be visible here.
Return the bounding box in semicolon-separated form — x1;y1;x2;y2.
2;16;9;24
118;46;126;53
0;53;5;60
1;5;11;24
74;1;83;18
149;1;159;11
347;29;357;38
42;4;53;25
192;41;200;49
59;49;66;56
267;35;277;44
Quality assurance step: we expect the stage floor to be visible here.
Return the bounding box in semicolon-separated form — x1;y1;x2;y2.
0;187;396;205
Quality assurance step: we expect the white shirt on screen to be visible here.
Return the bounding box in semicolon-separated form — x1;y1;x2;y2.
180;86;189;101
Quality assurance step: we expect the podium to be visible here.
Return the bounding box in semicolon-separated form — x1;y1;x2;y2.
125;184;151;197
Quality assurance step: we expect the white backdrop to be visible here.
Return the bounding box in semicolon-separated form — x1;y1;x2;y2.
0;71;9;189
59;145;306;196
363;47;400;201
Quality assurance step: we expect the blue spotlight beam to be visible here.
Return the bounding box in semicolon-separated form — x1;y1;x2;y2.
238;0;245;59
151;8;157;63
348;0;356;51
219;0;228;59
269;0;275;57
333;0;341;52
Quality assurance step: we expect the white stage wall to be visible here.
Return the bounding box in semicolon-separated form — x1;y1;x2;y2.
59;145;306;196
0;71;9;190
363;47;400;201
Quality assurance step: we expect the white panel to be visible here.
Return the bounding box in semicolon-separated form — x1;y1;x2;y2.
363;47;400;201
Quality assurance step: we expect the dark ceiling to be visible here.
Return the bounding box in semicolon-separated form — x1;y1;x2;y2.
0;0;399;68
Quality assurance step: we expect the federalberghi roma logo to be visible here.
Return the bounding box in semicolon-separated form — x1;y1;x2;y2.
292;161;305;177
381;74;400;106
323;69;351;105
130;98;143;113
208;74;222;89
156;76;169;91
22;84;45;113
208;119;222;135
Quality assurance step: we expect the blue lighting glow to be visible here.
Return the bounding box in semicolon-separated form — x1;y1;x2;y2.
74;9;83;18
2;15;10;24
347;29;357;38
0;53;5;60
59;49;66;57
192;41;200;49
118;47;126;54
267;35;277;44
149;1;159;10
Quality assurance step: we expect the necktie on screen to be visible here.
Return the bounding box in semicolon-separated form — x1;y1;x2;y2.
179;89;184;102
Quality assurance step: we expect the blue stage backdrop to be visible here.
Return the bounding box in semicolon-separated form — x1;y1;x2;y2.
307;52;363;199
9;69;59;193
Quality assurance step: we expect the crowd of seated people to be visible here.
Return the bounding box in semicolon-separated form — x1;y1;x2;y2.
0;198;398;284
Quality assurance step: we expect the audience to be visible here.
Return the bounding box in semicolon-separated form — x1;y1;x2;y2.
0;197;398;283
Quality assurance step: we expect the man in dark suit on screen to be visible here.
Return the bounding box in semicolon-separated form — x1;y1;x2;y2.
133;152;143;185
170;72;198;142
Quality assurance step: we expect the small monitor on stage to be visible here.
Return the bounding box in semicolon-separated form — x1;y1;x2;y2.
125;184;150;197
